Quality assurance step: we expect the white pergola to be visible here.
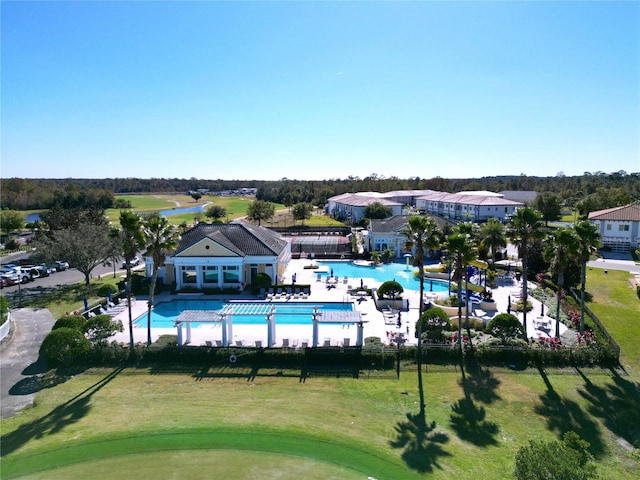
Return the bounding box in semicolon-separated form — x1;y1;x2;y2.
173;303;367;347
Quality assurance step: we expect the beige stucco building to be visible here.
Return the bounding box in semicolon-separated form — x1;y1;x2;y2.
146;220;291;290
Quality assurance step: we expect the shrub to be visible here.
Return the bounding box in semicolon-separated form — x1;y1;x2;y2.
486;313;526;343
0;296;8;325
84;315;123;346
52;315;87;332
40;327;91;366
252;272;272;288
96;284;116;297
417;307;451;343
450;316;486;331
4;239;20;250
377;280;404;300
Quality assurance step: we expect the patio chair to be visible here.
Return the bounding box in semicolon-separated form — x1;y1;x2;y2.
236;340;243;347
255;340;262;348
215;340;223;347
301;340;309;349
282;338;290;348
343;338;350;347
205;340;213;347
258;287;266;299
323;338;331;347
343;276;348;284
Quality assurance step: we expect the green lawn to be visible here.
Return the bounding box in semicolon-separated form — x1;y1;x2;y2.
2;264;639;479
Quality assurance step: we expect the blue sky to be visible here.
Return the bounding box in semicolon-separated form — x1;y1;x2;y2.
2;1;638;180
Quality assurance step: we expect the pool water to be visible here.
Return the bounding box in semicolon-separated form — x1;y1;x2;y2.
316;261;448;293
135;300;353;328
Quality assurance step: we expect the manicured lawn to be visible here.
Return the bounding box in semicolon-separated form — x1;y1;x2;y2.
585;267;640;369
1;363;638;479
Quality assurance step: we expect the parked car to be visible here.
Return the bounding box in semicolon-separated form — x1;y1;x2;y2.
53;261;70;271
36;264;51;277
1;266;31;284
0;274;18;288
121;256;141;268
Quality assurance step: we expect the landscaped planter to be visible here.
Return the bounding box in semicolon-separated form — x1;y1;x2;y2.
479;300;497;311
431;303;462;317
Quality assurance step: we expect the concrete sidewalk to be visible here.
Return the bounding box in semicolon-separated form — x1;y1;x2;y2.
0;308;55;418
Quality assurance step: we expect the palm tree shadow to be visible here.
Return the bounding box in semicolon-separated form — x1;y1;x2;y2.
390;413;451;473
463;361;501;404
576;368;640;449
534;365;606;457
1;366;124;457
449;362;500;446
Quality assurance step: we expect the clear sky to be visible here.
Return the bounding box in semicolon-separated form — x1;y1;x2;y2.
1;1;639;181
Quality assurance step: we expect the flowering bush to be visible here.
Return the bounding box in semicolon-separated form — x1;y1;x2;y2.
577;331;597;346
537;337;561;349
568;309;581;329
535;272;547;285
451;332;472;347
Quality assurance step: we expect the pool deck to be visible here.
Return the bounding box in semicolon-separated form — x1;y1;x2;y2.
108;259;568;348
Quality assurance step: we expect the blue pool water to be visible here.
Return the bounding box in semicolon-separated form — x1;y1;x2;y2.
135;300;353;328
316;261;448;293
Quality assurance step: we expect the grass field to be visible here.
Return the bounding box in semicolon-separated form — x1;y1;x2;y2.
1;259;638;478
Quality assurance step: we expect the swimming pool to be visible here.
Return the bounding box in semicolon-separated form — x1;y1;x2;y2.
315;261;448;293
134;300;354;328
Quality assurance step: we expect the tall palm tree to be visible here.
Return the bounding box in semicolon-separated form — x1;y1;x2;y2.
573;220;602;334
444;231;477;348
480;217;507;263
402;215;440;419
120;210;144;350
507;207;545;339
143;212;179;345
544;227;579;340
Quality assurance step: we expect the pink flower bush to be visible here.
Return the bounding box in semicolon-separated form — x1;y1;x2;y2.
568;309;581;329
537;337;561;349
577;331;597;346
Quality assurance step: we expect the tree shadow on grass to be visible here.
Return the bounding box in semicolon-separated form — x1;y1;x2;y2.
1;366;124;457
449;362;500;447
390;412;451;473
576;368;640;449
534;365;606;458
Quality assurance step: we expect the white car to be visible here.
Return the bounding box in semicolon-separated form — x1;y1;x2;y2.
122;256;141;268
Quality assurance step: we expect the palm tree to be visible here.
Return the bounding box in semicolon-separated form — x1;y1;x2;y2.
507;207;545;339
402;215;440;419
544;227;579;340
480;217;507;263
119;210;144;350
444;231;477;348
573;220;602;333
142;212;179;345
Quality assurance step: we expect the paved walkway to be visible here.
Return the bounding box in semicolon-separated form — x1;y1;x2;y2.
0;308;56;418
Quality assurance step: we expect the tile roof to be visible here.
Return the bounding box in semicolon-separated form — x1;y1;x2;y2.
175;220;289;257
369;214;454;233
588;204;640;222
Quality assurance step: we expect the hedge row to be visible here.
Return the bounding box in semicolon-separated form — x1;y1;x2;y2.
73;340;618;370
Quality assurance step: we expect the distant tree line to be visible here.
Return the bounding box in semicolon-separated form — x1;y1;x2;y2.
1;170;638;211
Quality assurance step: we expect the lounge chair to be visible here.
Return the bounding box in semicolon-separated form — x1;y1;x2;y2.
282;338;290;348
258;287;266;299
343;338;350;347
293;287;301;299
255;340;262;348
301;340;309;348
215;340;223;347
323;338;331;347
205;340;213;347
236;340;243;347
275;288;283;299
343;276;348;284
